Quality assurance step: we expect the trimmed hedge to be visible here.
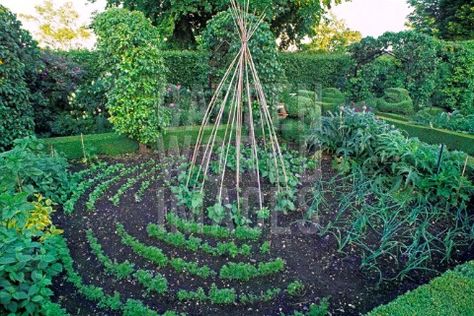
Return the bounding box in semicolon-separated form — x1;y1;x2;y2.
278;52;353;90
161;51;352;91
162;50;209;88
376;88;414;115
368;260;474;316
376;112;410;122
378;116;474;155
40;126;228;159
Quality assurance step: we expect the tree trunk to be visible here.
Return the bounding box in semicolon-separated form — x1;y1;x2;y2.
139;143;150;154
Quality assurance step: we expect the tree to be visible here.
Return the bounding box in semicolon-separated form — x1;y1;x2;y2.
20;0;91;50
93;0;347;49
92;8;169;145
0;5;39;151
303;13;361;52
407;0;474;40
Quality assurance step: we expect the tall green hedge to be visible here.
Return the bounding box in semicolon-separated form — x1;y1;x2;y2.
163;51;352;91
278;52;353;90
162;50;209;87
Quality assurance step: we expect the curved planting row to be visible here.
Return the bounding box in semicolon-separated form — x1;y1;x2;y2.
54;151;324;315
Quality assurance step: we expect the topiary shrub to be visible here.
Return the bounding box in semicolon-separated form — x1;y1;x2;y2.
376;88;414;114
92;8;169;145
297;90;317;99
201;10;286;103
0;5;39;151
318;87;346;113
283;94;321;125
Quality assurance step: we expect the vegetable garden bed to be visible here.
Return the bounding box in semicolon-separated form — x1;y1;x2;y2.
50;148;473;315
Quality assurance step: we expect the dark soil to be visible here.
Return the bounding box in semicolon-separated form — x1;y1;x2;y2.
51;151;473;316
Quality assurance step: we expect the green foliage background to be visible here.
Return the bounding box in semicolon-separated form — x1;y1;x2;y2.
0;6;38;151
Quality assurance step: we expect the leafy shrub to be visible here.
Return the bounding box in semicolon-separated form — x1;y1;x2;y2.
376;88;414;114
0;137;71;203
311;109;472;208
285;95;320;121
0;228;63;315
0;5;38;150
433;41;474;114
0;190;63;315
349;31;443;108
93;8;169;145
33;50;87;137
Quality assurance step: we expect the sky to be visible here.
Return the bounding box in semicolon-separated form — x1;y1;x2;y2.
0;0;412;47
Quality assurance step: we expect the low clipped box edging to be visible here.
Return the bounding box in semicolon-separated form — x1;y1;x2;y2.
368;261;474;316
378;115;474;155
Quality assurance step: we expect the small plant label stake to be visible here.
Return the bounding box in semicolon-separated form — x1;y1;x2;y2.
186;0;289;215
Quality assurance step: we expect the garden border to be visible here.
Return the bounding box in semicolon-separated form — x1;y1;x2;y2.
368;260;474;315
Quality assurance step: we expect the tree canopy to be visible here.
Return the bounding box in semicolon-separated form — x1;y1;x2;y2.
303;13;361;52
20;0;91;50
407;0;474;40
94;0;346;49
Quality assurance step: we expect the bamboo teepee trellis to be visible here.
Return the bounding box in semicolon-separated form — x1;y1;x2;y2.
186;0;288;212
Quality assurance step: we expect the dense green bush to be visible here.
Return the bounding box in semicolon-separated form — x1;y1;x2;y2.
433;41;474;114
60;49;111;135
376;88;414;114
93;8;169;145
278;52;353;90
347;55;403;102
0;137;71;203
0;5;38;151
201;10;286;101
0;137;69;315
33;50;90;136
